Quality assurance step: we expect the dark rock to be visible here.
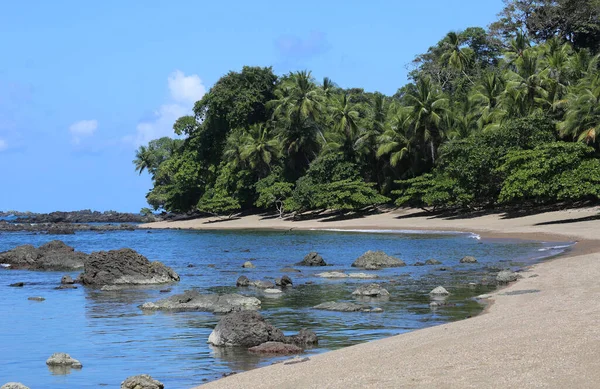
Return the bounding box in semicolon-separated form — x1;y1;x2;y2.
47;225;75;235
313;301;383;313
187;264;195;268
460;256;478;264
236;276;250;287
80;249;179;286
159;288;171;293
275;275;293;287
61;275;74;284
9;282;25;287
286;328;318;346
0;241;88;271
249;342;303;355
425;259;442;265
120;374;164;389
140;290;260;313
27;297;45;301
297;252;326;267
208;311;286;347
413;262;425;266
352;251;406;268
280;267;301;273
55;285;77;290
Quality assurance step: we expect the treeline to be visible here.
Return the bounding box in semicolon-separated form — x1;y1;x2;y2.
134;0;600;215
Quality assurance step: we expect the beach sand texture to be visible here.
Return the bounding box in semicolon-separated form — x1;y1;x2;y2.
144;207;600;388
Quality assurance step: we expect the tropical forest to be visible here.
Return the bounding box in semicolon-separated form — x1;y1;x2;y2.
134;0;600;215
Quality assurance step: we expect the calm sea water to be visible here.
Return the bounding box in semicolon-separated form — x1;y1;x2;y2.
0;228;572;388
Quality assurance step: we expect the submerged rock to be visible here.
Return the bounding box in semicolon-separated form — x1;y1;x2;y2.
249;342;303;355
425;259;442;265
251;280;275;289
297;252;327;266
1;383;30;389
9;282;24;287
121;374;164;389
140;290;260;313
55;285;77;290
313;301;383;313
80;249;179;286
280;267;301;273
236;275;250;287
460;256;478;264
27;296;45;301
496;270;518;284
348;273;378;279
351;251;406;269
208;311;286;347
429;286;450;296
46;353;82;368
352;283;390;297
315;271;348;278
0;241;88;271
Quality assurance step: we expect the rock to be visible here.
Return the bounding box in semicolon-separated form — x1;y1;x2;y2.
287;328;318;346
315;271;348;278
187;264;195;268
413;262;426;266
263;288;283;294
1;383;30;389
46;352;82;368
121;374;164;389
429;286;450;296
251;280;275;289
460;256;478;264
55;285;77;290
248;342;303;355
207;311;286;347
275;275;293;287
27;296;45;301
297;252;327;266
236;276;250;287
0;241;88;271
496;270;518;284
425;259;441;265
140;291;261;313
242;261;255;269
80;249;179;286
283;356;310;365
430;301;455;308
313;301;382;312
61;275;74;284
352;283;390;297
47;225;75;235
9;282;24;287
352;251;406;268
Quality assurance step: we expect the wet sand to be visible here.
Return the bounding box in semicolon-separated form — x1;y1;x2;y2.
143;207;600;388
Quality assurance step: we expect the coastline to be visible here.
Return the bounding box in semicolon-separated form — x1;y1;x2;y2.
144;207;600;388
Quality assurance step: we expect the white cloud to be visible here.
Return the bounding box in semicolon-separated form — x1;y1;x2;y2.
69;119;98;144
0;138;7;151
130;70;206;147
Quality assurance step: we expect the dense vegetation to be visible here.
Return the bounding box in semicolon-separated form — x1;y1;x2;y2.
134;0;600;215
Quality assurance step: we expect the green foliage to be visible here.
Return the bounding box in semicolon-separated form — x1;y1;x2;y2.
499;142;600;204
255;170;294;217
197;189;241;216
393;174;473;209
140;207;153;216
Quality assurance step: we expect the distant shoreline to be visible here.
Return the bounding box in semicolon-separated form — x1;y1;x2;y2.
179;206;600;389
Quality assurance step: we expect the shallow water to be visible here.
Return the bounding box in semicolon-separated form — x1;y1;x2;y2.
0;229;571;388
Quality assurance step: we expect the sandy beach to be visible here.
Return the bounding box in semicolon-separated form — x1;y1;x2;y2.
146;207;600;388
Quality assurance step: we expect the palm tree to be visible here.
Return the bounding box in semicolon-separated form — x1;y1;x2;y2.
239;123;282;178
503;50;548;116
440;32;474;73
558;74;600;145
133;145;152;175
405;78;448;164
540;38;573;109
447;96;480;140
471;72;506;131
505;31;531;65
327;94;361;159
376;106;411;168
321;77;338;99
222;129;247;171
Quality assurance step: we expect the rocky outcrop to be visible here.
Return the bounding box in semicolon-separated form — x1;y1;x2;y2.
46;353;82;368
313;301;383;313
460;256;478;264
0;221;137;233
208;311;287;347
297;252;327;266
352;283;390;297
1;383;30;389
429;286;450;296
496;270;518;284
121;374;164;389
248;342;303;355
80;249;179;286
140;291;260;313
351;251;406;269
0;241;88;271
236;276;250;287
13;210;151;224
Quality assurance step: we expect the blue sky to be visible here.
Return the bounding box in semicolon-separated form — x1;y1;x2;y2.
0;0;504;212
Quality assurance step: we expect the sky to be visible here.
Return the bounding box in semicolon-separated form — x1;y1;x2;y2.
0;0;504;213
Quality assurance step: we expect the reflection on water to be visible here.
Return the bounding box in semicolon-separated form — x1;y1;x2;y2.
0;229;572;388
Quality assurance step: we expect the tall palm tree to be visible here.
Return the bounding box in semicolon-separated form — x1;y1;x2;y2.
503;50;548;116
440;32;474;73
328;94;360;159
471;72;506;130
558;74;600;145
222;129;247;171
133;145;152;175
405;78;448;164
376;106;412;168
240;123;282;178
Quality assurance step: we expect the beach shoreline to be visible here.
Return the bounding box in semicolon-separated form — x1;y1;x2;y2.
143;207;600;388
